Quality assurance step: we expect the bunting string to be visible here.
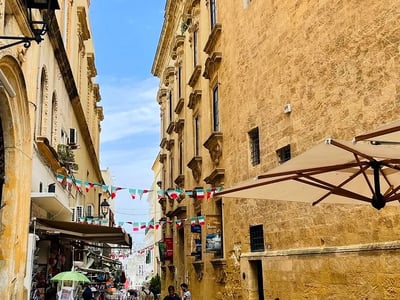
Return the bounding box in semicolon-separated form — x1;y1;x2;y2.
56;173;223;200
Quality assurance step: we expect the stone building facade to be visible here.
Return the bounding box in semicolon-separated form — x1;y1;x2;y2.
0;0;106;298
153;0;400;299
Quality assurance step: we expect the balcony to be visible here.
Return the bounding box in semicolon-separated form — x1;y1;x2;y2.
31;184;72;221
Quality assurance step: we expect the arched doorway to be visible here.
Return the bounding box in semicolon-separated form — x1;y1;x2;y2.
0;55;32;298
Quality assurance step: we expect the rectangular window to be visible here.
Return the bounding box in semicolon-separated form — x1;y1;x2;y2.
193;29;198;67
249;127;260;166
194;116;200;156
250;225;264;252
210;0;217;29
179;141;184;174
178;65;182;99
169;90;173;122
170;155;174;187
276;144;291;164
212;85;219;132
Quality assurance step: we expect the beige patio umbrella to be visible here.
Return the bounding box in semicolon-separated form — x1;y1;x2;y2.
216;138;400;210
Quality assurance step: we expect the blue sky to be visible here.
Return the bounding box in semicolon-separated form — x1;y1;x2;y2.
89;2;165;247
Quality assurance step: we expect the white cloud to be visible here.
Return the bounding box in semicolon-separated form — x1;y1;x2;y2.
99;76;160;143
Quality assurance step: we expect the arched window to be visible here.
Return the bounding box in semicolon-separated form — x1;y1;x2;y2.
37;68;48;137
50;92;57;146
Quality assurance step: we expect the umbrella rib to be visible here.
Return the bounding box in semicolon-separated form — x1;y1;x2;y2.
257;161;369;179
354;125;400;142
329;139;376;161
295;164;372;205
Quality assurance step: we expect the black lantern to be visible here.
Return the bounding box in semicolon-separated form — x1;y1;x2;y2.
0;0;60;50
100;199;110;218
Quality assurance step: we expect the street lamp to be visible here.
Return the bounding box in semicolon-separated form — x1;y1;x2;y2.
0;0;60;50
100;199;110;218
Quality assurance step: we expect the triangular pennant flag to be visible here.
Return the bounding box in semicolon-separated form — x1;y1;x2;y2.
56;174;64;184
157;189;164;199
195;188;204;200
84;181;91;193
133;222;139;232
190;217;196;226
148;221;154;229
176;219;182;228
102;185;109;192
137;189;149;199
129;188;136;200
75;179;83;192
140;222;147;229
118;221;124;228
166;189;180;199
198;216;205;226
66;176;73;187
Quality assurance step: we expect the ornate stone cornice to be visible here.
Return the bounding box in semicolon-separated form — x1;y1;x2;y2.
203;52;222;79
188;65;202;87
187;156;202;182
77;6;90;40
204;24;222;55
203;132;223;165
188;90;202;110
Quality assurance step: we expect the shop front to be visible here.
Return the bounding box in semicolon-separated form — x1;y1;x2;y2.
29;218;132;299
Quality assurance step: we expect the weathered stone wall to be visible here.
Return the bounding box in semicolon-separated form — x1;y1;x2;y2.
218;1;400;299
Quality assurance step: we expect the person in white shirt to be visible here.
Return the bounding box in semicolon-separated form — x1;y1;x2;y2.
180;283;191;300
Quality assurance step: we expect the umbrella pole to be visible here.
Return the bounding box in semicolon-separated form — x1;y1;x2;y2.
371;160;385;210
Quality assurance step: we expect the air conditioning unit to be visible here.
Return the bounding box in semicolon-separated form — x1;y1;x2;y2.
68;128;78;145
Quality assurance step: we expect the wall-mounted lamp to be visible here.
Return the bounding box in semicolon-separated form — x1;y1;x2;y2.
0;0;60;50
100;199;110;218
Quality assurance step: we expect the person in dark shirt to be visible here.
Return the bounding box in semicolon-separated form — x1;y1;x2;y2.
163;285;180;300
82;283;93;300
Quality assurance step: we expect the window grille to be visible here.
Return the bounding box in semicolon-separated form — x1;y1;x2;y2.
249;127;260;165
276;144;291;164
250;225;264;252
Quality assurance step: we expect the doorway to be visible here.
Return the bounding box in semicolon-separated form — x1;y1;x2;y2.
250;260;264;300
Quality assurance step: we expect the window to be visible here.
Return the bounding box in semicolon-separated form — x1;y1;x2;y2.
50;93;57;146
210;0;217;29
193;29;198;67
249;127;260;166
179;141;184;174
212;85;219;132
178;65;182;99
37;68;47;136
194;115;200;156
169;155;174;187
250;225;264;252
169;90;173;122
87;204;94;217
276;144;291;164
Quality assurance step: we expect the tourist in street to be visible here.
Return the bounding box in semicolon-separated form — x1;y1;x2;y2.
82;283;94;300
163;285;180;300
180;283;191;300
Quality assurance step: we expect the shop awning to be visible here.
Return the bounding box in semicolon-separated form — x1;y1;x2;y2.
34;218;132;248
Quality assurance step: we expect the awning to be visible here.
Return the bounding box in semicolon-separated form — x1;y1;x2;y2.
34;218;132;248
216;138;400;210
